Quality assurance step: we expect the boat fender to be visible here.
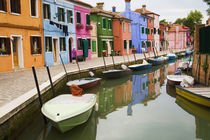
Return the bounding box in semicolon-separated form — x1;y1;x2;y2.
121;64;128;70
89;71;95;77
70;84;84;96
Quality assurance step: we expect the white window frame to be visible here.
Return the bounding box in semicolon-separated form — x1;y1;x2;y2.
45;35;53;53
29;0;38;18
43;2;50;20
57;6;65;23
59;36;66;52
102;17;106;30
67;9;73;24
9;0;21;15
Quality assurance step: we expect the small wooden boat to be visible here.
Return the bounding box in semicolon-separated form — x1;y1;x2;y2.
41;94;96;133
176;86;210;107
102;69;131;79
128;60;152;71
66;77;102;90
148;57;165;65
166;53;177;60
167;75;191;86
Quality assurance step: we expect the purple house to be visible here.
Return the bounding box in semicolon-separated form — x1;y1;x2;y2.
74;1;92;60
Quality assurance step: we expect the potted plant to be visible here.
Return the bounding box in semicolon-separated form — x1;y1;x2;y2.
0;48;7;55
76;23;84;29
86;25;93;30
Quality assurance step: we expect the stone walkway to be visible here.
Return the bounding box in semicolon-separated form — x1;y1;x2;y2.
0;49;185;123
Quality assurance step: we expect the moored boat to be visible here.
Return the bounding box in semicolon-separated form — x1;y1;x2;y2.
148;57;165;65
167;75;191;86
41;94;96;133
102;69;131;79
66;77;102;91
176;86;210;107
128;60;152;71
166;53;177;60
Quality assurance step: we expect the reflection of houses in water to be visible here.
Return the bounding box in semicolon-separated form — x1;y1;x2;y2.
160;67;165;86
154;69;161;96
127;74;149;116
148;72;155;97
167;59;182;74
176;96;210;140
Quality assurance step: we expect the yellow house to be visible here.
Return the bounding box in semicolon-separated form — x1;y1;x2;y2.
0;0;44;72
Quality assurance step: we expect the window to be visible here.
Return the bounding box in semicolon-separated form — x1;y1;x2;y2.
129;40;132;49
110;41;114;50
102;18;106;29
30;36;41;54
149;19;151;24
86;14;90;25
102;41;107;50
128;23;131;32
124;40;127;49
0;0;7;12
142;27;144;34
10;0;21;14
123;22;125;32
151;29;153;34
143;17;145;22
76;12;81;23
0;38;11;55
154;28;156;34
67;10;73;24
142;41;145;47
87;39;91;49
92;40;96;53
108;19;112;30
58;7;65;22
60;37;66;51
43;4;50;20
45;37;52;52
30;0;37;17
77;38;83;50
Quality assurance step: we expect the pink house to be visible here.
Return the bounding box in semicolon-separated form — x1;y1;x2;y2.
167;24;187;50
74;3;92;60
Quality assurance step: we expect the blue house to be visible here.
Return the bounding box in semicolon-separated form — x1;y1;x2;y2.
43;0;76;66
121;0;148;53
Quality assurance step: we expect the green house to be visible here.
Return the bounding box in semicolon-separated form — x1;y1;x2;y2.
90;3;114;57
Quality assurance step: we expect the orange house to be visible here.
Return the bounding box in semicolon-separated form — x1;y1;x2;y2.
112;8;132;56
147;15;154;52
0;0;44;72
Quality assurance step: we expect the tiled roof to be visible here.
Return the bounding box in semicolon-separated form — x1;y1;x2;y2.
135;8;160;16
70;0;93;8
168;25;187;32
90;7;115;16
111;12;131;21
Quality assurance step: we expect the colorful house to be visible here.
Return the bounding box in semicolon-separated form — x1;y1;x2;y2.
43;0;76;66
167;24;187;50
120;0;142;53
90;3;114;57
112;6;132;56
74;1;92;61
147;15;154;52
0;0;44;72
159;23;166;51
90;19;98;58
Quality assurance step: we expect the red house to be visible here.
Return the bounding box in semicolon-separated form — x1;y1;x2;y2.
147;16;154;52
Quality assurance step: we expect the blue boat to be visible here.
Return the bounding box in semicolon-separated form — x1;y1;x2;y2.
166;53;177;60
128;60;152;71
148;58;165;65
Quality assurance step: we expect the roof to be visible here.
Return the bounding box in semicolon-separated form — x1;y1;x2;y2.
168;25;187;32
135;8;160;16
111;12;131;21
91;7;115;17
70;0;93;8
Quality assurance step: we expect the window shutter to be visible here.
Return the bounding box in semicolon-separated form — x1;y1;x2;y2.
48;5;51;20
6;38;11;54
124;40;126;49
49;37;52;51
38;37;42;54
92;40;96;52
67;10;70;23
142;27;144;34
30;36;34;54
62;9;65;22
103;18;106;29
64;38;66;51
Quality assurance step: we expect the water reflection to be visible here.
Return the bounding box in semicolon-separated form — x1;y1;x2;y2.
176;96;210;140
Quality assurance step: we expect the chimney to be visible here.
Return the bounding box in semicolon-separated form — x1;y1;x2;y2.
142;5;146;14
112;6;116;12
125;0;131;12
96;2;104;10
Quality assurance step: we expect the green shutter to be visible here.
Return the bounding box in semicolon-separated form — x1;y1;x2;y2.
103;18;106;29
142;27;144;34
124;40;127;49
129;40;132;48
92;40;96;52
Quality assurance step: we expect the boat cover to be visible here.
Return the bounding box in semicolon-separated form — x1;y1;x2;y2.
66;78;102;87
42;94;96;122
180;76;194;87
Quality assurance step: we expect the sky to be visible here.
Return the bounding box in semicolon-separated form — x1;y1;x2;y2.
82;0;209;23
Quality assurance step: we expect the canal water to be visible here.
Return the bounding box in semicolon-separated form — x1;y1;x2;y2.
17;59;210;140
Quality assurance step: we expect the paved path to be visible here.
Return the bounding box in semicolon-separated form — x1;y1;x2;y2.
0;49;185;123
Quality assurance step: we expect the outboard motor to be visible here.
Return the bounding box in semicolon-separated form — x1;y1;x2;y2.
89;71;95;77
121;64;129;70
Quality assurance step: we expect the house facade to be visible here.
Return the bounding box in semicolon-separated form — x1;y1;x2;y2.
147;16;154;52
74;2;92;61
43;0;76;66
0;0;44;72
121;0;142;53
159;23;166;51
90;20;98;58
90;3;114;57
112;7;132;56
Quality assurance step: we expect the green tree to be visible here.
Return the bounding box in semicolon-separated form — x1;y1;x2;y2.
174;18;186;24
203;0;210;15
160;19;168;25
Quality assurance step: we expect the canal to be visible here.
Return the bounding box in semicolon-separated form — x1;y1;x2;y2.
17;59;210;140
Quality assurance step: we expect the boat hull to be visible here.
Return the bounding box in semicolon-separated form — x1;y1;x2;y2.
129;64;152;71
167;79;181;86
78;80;101;90
176;86;210;107
168;56;176;60
102;70;131;79
148;59;164;65
51;108;93;133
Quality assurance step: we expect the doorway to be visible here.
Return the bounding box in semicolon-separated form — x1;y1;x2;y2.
12;36;23;69
53;38;59;64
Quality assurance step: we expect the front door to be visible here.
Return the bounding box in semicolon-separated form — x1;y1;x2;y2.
53;39;57;63
12;37;19;67
69;39;72;62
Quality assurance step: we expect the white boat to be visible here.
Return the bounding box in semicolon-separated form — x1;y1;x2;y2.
166;53;177;60
41;94;96;133
128;60;152;71
167;75;192;86
178;61;193;70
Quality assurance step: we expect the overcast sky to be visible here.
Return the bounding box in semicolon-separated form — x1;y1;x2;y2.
83;0;209;23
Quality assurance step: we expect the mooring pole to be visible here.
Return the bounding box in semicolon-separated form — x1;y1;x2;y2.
76;55;81;78
133;53;137;62
59;54;68;80
32;66;47;124
127;54;130;63
111;51;116;69
102;53;107;71
46;66;55;97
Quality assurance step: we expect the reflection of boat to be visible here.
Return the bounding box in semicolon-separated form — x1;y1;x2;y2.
128;60;152;71
45;110;97;140
167;75;190;86
133;64;163;75
176;86;210;107
102;75;130;88
66;78;102;91
166;84;177;98
148;58;165;65
41;94;96;133
102;69;131;79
